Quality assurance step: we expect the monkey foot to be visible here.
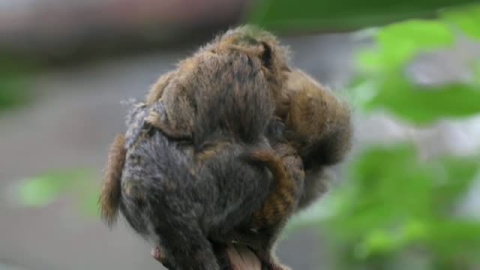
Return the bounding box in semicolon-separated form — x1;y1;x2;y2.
151;246;166;263
151;246;177;269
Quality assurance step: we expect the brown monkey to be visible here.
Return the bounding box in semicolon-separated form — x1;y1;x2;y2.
145;62;353;213
139;31;308;267
100;25;353;269
143;25;352;195
145;67;353;268
99;40;304;270
282;69;353;209
143;25;292;140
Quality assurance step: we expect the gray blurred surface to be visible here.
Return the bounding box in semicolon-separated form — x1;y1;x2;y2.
1;31;480;270
0;0;248;56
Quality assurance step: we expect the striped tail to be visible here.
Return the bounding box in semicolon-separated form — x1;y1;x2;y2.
247;150;298;228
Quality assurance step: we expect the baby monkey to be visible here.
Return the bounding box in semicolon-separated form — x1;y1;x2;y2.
282;69;352;210
144;25;352;209
144;25;292;141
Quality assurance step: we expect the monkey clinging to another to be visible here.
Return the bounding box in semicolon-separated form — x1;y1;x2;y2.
99;25;353;270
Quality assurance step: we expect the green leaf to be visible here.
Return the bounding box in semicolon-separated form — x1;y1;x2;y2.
375;20;455;67
349;16;480;123
0;55;35;110
442;4;480;39
356;50;384;71
327;143;479;235
431;156;480;211
401;219;429;242
327;144;437;242
378;20;455;50
355;229;398;258
78;189;101;217
364;74;480;124
17;175;68;207
0;78;29;110
427;219;480;255
354;20;456;74
16;169;93;207
474;61;480;86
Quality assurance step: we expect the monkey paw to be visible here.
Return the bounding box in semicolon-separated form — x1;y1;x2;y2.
151;246;166;263
151;246;177;269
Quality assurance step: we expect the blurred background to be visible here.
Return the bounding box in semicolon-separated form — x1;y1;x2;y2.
1;0;480;269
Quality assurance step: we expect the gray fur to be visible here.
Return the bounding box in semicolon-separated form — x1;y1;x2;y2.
117;47;283;269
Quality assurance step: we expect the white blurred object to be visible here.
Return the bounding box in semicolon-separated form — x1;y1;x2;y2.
457;174;480;220
406;35;480;87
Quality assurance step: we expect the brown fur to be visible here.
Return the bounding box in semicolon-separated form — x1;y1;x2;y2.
281;69;353;209
99;134;127;226
143;26;292;140
145;70;177;106
249;148;300;228
100;26;353;270
197;142;303;270
284;69;352;156
141;29;352;269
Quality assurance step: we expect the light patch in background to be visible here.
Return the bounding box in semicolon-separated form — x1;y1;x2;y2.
5;169;100;218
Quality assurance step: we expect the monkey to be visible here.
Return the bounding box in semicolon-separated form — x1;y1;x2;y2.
100;44;304;270
281;69;353;209
143;69;352;268
100;25;353;269
142;24;351;194
212;68;353;267
100;122;303;270
141;36;308;268
143;25;292;140
100;117;301;270
145;63;352;214
110;128;283;270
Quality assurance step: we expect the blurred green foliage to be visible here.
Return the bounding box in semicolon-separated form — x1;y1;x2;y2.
16;169;100;218
349;7;480;124
249;0;480;32
270;2;480;270
442;4;480;39
327;144;480;267
0;55;33;110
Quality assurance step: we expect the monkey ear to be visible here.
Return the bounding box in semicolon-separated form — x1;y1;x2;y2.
259;41;291;73
259;42;273;70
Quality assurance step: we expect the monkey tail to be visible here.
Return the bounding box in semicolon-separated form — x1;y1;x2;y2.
99;134;127;227
246;150;298;228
